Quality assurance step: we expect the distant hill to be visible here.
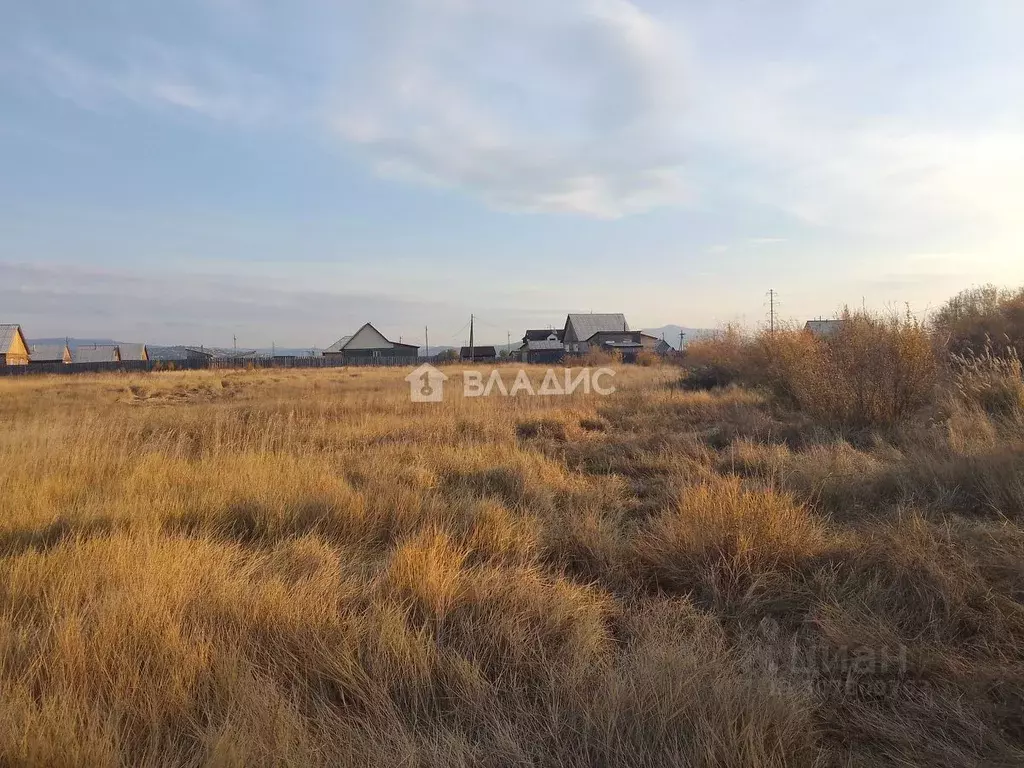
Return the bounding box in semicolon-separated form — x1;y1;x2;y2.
641;326;713;350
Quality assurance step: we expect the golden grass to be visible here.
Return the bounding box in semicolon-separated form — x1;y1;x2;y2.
1;364;1023;766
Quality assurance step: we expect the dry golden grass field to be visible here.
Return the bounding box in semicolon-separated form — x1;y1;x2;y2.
1;359;1023;766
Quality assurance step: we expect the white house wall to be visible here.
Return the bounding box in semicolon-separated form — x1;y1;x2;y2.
344;324;394;350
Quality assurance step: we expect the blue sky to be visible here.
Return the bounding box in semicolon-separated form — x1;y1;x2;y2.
2;0;1022;347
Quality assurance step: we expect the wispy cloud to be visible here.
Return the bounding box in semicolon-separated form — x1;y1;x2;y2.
27;42;284;124
332;0;690;218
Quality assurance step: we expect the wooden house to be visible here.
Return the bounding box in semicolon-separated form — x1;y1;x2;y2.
562;313;630;354
118;343;149;361
460;345;497;362
29;343;72;364
323;323;418;363
0;325;30;366
71;344;121;364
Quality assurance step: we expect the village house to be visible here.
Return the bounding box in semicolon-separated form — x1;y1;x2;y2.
518;329;566;364
323;322;418;363
185;347;215;362
562;313;629;354
804;319;843;337
29;343;72;364
118;343;149;362
0;325;29;366
71;344;121;364
460;345;497;362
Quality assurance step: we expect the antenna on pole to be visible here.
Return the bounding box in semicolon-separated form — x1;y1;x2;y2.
767;289;777;334
424;325;429;359
469;314;475;362
507;330;510;357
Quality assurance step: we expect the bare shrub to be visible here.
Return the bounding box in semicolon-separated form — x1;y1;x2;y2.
634;349;659;367
934;283;1024;357
687;312;937;429
682;324;763;390
794;310;937;430
580;347;620;366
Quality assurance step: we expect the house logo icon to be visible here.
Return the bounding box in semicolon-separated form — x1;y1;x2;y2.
405;363;448;403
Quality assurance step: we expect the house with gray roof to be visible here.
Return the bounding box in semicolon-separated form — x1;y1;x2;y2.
562;313;631;354
322;323;418;363
29;343;71;364
0;325;29;366
118;343;149;361
804;319;843;338
71;344;121;364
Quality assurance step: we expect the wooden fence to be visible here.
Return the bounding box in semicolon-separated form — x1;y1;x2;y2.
0;356;447;378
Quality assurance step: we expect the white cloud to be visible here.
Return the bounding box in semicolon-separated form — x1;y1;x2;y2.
332;0;690;217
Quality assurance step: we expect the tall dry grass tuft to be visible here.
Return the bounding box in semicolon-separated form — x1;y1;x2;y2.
636;476;828;612
952;346;1024;420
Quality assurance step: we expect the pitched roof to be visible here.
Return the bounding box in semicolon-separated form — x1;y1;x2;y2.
72;345;120;363
460;346;497;358
526;339;564;351
118;343;148;361
324;335;353;353
29;344;70;362
523;328;564;342
0;324;24;352
804;320;843;337
566;313;629;340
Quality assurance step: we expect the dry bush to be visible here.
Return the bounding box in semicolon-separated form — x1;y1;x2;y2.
634;349;659;367
580;347;620;366
682;324;764;389
795;310;937;430
935;283;1024;357
691;312;938;430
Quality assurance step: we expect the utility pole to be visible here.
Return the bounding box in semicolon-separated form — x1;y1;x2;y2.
424;326;429;359
233;334;237;355
767;289;776;334
469;314;475;362
507;330;511;357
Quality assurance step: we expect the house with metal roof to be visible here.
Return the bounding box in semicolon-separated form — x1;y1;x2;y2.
118;343;149;361
524;338;565;364
804;319;843;338
562;313;630;354
183;347;212;360
71;344;121;364
460;345;497;361
0;325;29;366
323;323;418;363
29;343;72;364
